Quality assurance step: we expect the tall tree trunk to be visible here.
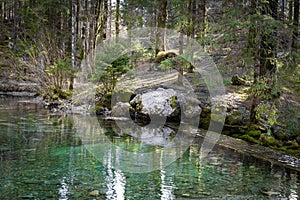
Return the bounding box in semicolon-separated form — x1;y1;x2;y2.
281;0;285;20
289;0;293;22
198;0;206;41
259;0;278;76
116;0;120;40
156;0;167;54
292;0;299;53
249;0;260;123
1;1;4;22
93;0;102;48
13;0;19;70
178;32;184;84
108;0;112;39
70;0;77;90
102;0;108;40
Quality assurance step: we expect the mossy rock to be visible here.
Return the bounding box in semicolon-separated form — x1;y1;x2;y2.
239;135;258;144
53;88;72;99
232;133;242;138
52;94;59;100
248;124;267;132
260;135;282;147
225;110;243;125
155;51;177;63
246;129;261;139
285;140;299;150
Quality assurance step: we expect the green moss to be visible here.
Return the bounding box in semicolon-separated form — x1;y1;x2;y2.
231;133;241;138
170;96;177;109
248;124;260;131
94;102;102;111
246;130;261;139
260;135;276;146
283;148;300;157
279;146;287;151
224;110;243;125
53;88;72;99
239;135;258;144
260;135;282;147
52;94;59;100
286;140;299;150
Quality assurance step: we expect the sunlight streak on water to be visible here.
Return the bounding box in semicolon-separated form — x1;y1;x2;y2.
160;169;175;200
104;147;126;200
58;177;69;200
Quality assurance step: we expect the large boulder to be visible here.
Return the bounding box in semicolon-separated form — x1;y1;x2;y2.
129;87;201;122
130;88;177;118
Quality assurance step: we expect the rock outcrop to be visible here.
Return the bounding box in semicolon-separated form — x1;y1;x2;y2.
111;87;201;123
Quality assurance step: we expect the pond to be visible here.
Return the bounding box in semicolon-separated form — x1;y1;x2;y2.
0;97;299;199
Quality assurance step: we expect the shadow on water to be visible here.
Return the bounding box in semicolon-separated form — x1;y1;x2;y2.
0;97;299;199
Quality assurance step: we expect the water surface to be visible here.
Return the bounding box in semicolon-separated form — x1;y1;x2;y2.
0;97;299;199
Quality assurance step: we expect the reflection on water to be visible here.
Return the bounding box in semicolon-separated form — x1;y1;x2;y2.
104;148;126;200
73;114;195;173
0;98;300;199
160;169;175;200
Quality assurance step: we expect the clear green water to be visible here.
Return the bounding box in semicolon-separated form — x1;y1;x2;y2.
0;98;299;200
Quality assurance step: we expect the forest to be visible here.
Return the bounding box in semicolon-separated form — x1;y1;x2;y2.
0;0;299;154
